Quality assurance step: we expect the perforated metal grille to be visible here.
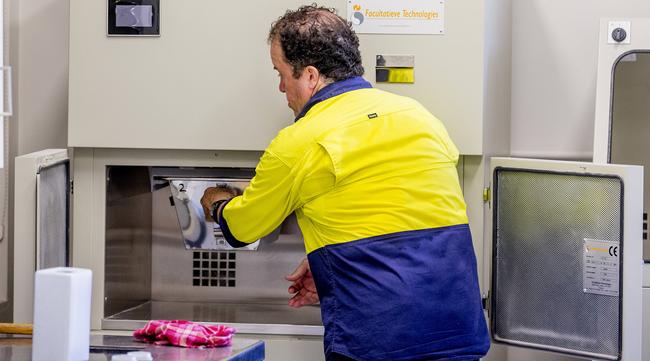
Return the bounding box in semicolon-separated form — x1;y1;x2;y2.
493;169;622;359
38;162;70;269
192;251;236;287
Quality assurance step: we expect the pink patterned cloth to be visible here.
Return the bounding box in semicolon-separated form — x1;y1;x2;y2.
133;320;236;348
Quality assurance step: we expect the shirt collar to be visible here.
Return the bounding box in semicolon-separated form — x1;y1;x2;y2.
294;76;373;122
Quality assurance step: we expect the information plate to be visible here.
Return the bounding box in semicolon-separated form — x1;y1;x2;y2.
583;238;620;297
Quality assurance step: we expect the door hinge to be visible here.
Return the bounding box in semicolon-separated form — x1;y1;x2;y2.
483;187;491;202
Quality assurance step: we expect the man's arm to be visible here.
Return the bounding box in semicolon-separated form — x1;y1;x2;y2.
215;150;299;245
210;142;334;246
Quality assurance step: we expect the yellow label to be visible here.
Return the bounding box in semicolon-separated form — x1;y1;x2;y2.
384;68;414;83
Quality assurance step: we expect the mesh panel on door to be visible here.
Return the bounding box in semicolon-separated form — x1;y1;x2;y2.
37;161;70;269
493;168;621;359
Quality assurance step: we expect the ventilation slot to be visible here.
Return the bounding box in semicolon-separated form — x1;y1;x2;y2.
192;251;236;287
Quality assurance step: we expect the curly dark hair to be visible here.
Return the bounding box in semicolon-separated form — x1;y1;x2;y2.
268;5;364;81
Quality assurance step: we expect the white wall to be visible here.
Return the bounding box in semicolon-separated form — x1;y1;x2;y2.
1;0;69;321
510;0;650;160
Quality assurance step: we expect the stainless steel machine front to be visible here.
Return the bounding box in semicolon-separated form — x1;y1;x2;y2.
103;165;323;335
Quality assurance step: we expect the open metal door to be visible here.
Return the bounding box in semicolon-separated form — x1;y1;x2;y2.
489;157;643;360
14;149;70;323
36;157;70;269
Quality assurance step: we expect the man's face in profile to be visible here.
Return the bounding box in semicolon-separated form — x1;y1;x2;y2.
270;40;314;116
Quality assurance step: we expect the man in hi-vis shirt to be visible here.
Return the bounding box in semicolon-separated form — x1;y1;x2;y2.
201;5;489;361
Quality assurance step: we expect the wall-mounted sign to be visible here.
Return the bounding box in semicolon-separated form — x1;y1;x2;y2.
347;0;445;35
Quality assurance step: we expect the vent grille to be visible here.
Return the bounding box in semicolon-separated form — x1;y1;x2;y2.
192;251;236;287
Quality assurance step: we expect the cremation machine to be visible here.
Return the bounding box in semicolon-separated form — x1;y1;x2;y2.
16;0;512;334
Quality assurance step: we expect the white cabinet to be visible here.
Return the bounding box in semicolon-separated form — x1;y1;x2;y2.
592;18;650;360
68;0;510;155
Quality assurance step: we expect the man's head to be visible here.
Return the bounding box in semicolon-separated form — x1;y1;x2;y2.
268;5;364;116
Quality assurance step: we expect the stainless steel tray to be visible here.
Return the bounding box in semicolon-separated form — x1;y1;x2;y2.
103;301;324;336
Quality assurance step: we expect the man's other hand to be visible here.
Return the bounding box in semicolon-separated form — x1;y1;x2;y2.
285;258;319;307
200;186;236;221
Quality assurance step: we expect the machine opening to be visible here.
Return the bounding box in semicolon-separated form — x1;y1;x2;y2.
102;165;322;334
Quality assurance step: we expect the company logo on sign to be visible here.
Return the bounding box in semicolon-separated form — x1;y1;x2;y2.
349;0;445;35
586;245;619;257
351;4;365;25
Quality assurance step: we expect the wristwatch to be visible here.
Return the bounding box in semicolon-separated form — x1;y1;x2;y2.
210;199;228;223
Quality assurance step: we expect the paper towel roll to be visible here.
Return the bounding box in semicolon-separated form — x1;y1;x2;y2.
32;267;92;361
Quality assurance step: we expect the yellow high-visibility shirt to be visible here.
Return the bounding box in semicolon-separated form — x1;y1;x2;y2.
222;86;468;254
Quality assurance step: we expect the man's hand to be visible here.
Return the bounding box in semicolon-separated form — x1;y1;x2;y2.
200;186;237;221
285;258;319;307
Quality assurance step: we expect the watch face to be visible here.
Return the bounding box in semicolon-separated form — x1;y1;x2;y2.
108;0;160;36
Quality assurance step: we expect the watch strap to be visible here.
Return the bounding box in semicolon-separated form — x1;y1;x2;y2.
210;199;229;223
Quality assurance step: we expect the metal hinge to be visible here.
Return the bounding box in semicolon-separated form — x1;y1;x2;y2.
483;187;491;202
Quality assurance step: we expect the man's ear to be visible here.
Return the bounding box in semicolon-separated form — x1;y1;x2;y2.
304;66;322;89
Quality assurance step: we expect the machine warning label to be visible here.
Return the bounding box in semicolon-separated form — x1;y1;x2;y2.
583;238;620;297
